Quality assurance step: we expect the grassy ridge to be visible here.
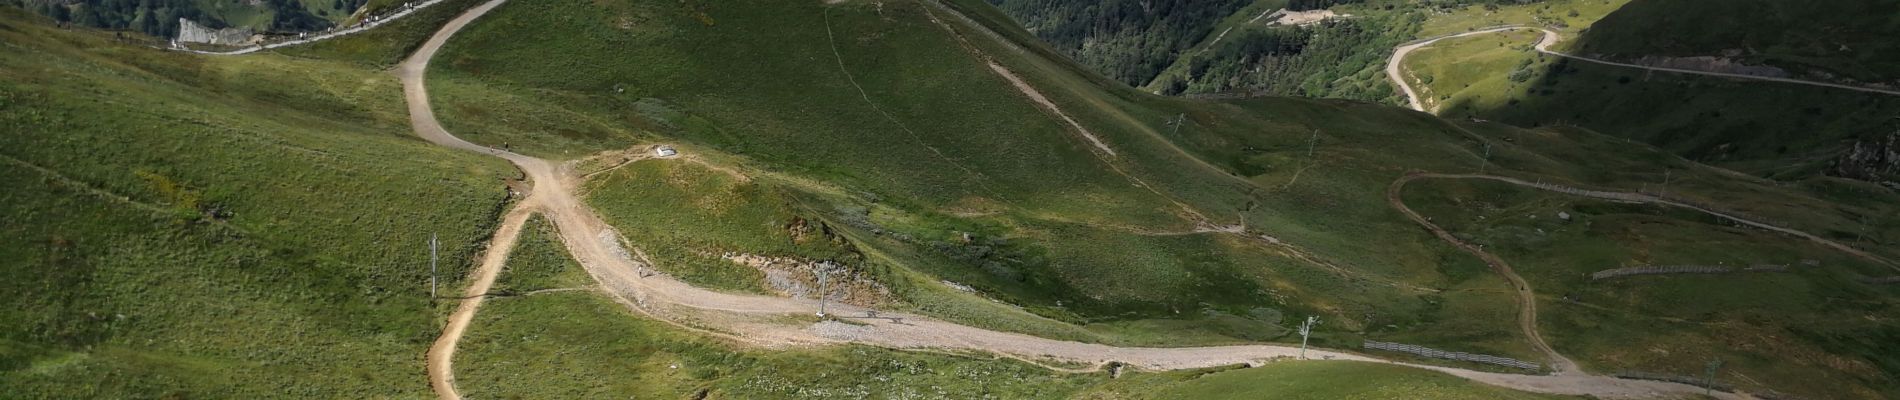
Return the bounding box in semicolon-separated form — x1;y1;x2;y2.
16;0;1867;395
419;0;1900;373
0;10;515;397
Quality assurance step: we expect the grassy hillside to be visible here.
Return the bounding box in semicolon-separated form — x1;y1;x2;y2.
419;0;1900;389
1575;0;1900;85
0;9;517;397
1405;179;1900;398
1398;2;1900;183
424;0;1555;355
6;0;1896;396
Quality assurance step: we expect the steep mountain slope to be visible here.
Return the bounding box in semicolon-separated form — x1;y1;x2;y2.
983;0;1252;87
415;0;1900;397
9;0;360;39
1574;0;1900;85
0;9;516;397
3;0;1898;397
986;0;1592;101
1396;0;1900;183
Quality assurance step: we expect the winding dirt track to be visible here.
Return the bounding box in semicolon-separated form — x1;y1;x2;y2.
1387;171;1900;385
1388;26;1900;112
397;2;1747;399
1389;174;1581;376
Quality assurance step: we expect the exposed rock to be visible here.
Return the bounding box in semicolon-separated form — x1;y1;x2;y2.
176;18;254;46
1627;55;1790;78
726;253;891;307
1829;127;1900;185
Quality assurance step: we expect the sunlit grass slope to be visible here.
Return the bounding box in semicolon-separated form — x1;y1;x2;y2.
1404;178;1900;399
0;9;515;397
421;0;1898;370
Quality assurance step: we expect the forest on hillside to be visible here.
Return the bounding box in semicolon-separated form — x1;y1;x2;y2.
984;0;1252;86
12;0;358;38
991;0;1559;101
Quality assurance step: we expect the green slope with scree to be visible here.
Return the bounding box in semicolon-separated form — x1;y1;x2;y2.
0;8;516;397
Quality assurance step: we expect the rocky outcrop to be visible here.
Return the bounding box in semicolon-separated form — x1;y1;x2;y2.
176;18;254;46
1830;128;1900;187
1627;55;1791;78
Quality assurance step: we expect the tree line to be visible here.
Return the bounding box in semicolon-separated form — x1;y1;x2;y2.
16;0;351;39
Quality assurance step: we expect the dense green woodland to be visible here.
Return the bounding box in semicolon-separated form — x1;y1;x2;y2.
990;0;1558;102
984;0;1252;86
1159;12;1418;101
8;0;358;38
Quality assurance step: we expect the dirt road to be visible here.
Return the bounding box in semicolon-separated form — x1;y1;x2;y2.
395;2;1747;399
1387;173;1582;375
1388;26;1900;112
425;205;533;400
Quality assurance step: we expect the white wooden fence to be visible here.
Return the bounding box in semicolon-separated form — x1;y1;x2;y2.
1362;340;1539;370
1591;264;1792;280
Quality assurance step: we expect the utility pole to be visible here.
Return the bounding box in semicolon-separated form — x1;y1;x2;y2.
1298;316;1320;359
1478;142;1493;174
1306;129;1320;158
814;263;831;317
1167;113;1186;137
429;233;438;299
1704;357;1723;396
1660;169;1672;197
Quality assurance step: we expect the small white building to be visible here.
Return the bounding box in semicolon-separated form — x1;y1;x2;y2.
654;145;677;157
